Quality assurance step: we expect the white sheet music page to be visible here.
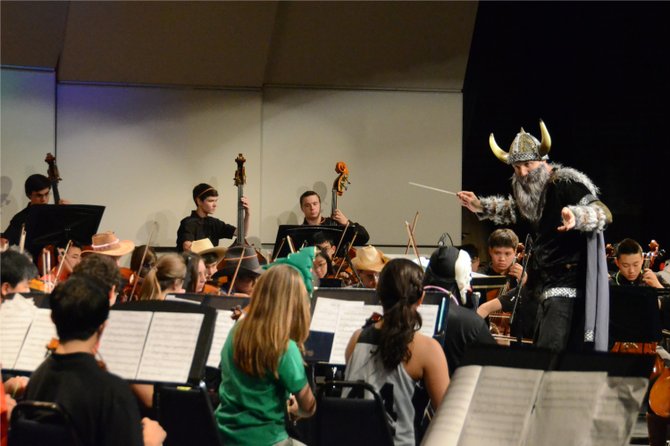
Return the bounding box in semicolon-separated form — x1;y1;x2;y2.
417;304;439;337
329;304;382;365
0;298;36;369
13;308;57;372
98;310;154;380
524;371;605;446
589;376;648;446
136;312;203;383
459;366;544;446
310;297;363;333
206;310;236;368
422;365;483;446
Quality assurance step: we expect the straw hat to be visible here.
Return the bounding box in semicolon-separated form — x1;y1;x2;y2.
352;245;388;272
190;238;227;263
82;231;135;257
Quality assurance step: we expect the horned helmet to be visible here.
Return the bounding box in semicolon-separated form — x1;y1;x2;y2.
489;120;552;165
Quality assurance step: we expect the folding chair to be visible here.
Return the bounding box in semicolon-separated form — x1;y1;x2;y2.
315;380;394;446
9;400;82;446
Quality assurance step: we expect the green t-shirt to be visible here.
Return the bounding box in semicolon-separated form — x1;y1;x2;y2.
215;326;308;446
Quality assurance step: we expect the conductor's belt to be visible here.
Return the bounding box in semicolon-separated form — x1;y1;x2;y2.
541;287;578;300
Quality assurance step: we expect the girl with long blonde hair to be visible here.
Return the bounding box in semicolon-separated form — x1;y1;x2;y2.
138;253;186;301
215;248;316;446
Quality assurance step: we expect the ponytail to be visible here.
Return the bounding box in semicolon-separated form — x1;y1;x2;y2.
376;259;424;370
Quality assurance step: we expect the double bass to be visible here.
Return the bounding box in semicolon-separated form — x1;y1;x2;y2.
328;162;361;286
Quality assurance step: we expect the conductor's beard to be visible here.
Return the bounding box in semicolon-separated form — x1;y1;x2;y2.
512;163;551;223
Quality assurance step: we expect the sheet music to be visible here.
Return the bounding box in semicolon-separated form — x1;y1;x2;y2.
165;294;200;305
13;309;57;372
524;371;606;446
206;310;237;368
417;304;439;337
0;304;36;369
589;376;648;446
459;366;544;446
329;304;383;365
423;365;483;446
136;312;203;383
310;297;363;333
98;311;154;380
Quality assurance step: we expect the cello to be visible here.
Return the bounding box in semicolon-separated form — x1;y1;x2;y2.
486;242;525;337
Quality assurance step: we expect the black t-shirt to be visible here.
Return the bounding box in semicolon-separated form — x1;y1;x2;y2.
24;352;143;446
176;211;236;251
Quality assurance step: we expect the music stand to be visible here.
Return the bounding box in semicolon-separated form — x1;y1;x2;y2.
23;204;105;259
271;225;355;260
609;285;663;343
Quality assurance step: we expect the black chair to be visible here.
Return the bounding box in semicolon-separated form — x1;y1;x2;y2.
154;384;224;446
315;380;394;446
8;400;82;446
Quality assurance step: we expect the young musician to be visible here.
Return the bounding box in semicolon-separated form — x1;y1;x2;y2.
458;120;612;352
217;246;264;296
177;183;250;252
2;174;69;248
0;249;37;299
345;259;450;445
41;241;83;284
611;238;665;288
350;245;388;289
138;254;186;301
181;252;207;294
423;246;495;375
475;229;537;340
299;191;369;245
23;274;166;446
313;248;333;280
215;249;316;446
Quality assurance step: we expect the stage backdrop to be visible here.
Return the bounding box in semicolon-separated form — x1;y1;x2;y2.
1;68;462;253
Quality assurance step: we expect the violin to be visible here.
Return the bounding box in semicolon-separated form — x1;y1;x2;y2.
45;153;62;204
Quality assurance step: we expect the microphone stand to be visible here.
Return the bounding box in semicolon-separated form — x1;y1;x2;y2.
510;234;533;346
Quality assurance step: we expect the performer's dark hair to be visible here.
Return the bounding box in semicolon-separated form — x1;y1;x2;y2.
182;252;203;293
192;183;218;204
24;174;51;197
299;190;320;206
50;274;109;342
487;228;519;249
458;243;479;260
315;248;334;276
376;258;423;370
1;250;37;287
312;231;334;246
616;238;643;258
74;254;122;294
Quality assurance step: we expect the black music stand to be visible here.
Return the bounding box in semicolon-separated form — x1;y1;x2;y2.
609;285;663;344
272;225;355;260
23;204;105;259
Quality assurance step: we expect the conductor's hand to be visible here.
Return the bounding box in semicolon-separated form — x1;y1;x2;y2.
142;417;167;446
331;209;349;225
557;207;576;232
457;191;483;213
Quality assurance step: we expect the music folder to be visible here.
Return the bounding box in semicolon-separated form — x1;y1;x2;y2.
22;204;105;260
304;288;446;366
271;225;355;260
98;300;216;385
424;345;655;446
609;285;664;343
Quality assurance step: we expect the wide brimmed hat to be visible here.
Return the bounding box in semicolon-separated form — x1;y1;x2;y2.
82;231;134;257
190;238;227;263
216;246;264;276
352;245;388;273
